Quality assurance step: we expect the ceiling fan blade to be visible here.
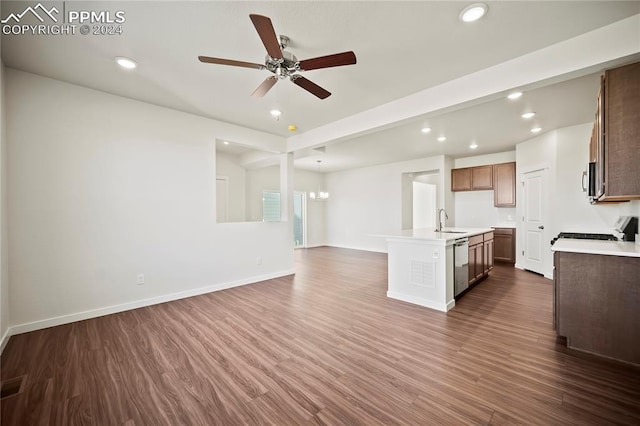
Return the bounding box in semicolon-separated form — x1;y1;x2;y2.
249;14;283;60
291;76;331;99
298;51;357;71
252;76;278;97
198;56;265;70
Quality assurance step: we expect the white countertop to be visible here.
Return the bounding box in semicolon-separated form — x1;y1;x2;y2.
373;227;493;243
492;224;516;229
551;239;640;258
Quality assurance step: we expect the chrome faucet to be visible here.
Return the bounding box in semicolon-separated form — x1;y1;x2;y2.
436;208;448;232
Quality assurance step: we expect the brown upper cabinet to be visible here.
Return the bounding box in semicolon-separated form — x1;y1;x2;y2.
493;162;516;207
452;165;493;191
591;61;640;202
472;165;493;190
452;162;515;207
451;167;472;191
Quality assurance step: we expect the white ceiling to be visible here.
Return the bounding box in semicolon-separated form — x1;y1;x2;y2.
2;1;639;171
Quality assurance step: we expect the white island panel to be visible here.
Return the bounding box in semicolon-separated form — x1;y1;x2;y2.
387;239;455;312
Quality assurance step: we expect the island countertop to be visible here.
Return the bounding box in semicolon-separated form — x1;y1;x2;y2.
373;227;494;243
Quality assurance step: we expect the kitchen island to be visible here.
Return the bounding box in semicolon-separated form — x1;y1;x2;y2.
375;228;493;312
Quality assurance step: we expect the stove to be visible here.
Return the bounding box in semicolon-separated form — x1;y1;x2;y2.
550;232;618;246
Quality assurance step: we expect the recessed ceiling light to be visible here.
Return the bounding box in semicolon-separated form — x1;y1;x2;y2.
507;92;523;100
521;112;536;119
223;141;229;145
437;136;446;142
460;3;488;23
469;143;478;149
531;127;542;133
421;127;432;134
115;57;137;69
270;109;281;117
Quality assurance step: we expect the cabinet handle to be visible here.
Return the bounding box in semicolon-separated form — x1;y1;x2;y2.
538;225;545;230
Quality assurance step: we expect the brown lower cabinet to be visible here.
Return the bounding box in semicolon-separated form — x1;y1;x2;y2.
493;227;515;264
554;251;640;366
468;232;494;286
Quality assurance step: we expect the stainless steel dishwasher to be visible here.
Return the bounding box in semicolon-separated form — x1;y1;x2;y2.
454;238;469;297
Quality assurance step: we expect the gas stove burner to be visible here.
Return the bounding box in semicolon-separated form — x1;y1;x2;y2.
550;232;618;246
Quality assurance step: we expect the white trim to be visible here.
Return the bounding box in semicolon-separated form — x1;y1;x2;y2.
0;327;10;354
325;243;388;254
387;291;453;312
303;244;327;249
3;269;295;343
520;162;550;175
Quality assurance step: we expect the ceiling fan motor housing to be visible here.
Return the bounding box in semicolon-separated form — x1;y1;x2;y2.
265;51;299;78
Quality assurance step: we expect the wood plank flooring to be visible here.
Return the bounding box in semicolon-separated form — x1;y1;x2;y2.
2;246;639;425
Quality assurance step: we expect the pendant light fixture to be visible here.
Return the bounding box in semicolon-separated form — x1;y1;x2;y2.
309;160;329;200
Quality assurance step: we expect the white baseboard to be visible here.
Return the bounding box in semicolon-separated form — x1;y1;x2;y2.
514;263;553;280
325;243;388;254
387;291;452;312
2;269;295;350
0;327;10;354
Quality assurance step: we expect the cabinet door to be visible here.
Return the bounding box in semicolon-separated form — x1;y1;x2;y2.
494;232;515;263
471;165;493;190
452;168;472;191
493;162;516;207
484;239;494;273
602;61;640;200
475;244;484;279
468;245;477;284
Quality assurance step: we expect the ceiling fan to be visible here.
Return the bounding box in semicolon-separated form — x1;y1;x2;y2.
198;14;357;100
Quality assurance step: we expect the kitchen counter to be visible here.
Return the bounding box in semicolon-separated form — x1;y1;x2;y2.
492;224;516;229
374;227;493;244
551;239;640;258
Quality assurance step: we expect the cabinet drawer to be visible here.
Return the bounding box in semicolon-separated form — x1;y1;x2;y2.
483;231;494;241
469;235;483;246
493;227;514;236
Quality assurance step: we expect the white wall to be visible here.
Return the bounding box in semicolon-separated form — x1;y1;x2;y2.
453;151;517;227
246;165;280;222
515;123;640;278
0;60;9;349
325;155;451;252
6;69;293;332
216;152;247;222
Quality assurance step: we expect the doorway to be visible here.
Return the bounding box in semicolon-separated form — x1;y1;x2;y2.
413;181;437;229
402;170;439;230
522;168;548;276
293;191;306;248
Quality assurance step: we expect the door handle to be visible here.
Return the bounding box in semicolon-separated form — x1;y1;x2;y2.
538;225;545;230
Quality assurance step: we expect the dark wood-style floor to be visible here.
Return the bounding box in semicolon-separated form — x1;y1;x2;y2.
2;247;639;425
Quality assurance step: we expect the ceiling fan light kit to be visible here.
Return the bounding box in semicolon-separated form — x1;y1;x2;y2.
198;14;357;99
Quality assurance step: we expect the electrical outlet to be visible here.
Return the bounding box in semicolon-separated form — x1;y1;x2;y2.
256;256;262;265
137;273;145;285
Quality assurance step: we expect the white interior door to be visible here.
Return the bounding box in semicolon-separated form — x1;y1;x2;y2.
216;177;229;223
523;169;547;275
